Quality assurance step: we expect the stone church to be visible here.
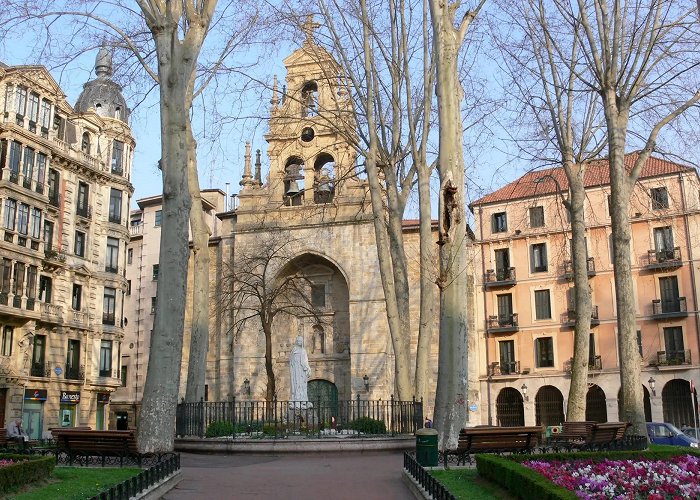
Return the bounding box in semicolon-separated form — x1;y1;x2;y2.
186;31;443;413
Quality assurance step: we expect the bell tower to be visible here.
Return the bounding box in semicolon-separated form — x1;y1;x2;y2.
237;16;365;225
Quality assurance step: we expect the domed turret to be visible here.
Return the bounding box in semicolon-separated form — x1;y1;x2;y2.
74;47;130;122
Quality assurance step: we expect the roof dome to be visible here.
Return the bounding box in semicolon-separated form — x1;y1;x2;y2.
74;48;130;122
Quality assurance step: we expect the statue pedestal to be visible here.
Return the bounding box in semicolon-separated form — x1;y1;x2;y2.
287;401;317;426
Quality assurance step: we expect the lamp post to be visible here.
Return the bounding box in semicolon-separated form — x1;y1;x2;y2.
363;374;369;392
521;383;529;402
243;378;250;396
648;377;656;397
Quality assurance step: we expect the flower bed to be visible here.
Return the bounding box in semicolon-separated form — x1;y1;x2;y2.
0;453;55;494
523;455;700;499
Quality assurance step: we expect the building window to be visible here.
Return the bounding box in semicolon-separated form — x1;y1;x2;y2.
111;140;124;174
12;263;24;301
26;266;37;302
43;221;54;252
126;280;131;296
40;99;51;130
499;340;516;374
99;340;112;377
311;284;325;307
121;366;128;387
637;330;643;357
76;181;89;218
81;132;91;154
109;188;122;224
3;199;16;230
659;276;681;313
653;226;674;260
8;141;20;182
301;81;319;117
30;208;41;239
534;289;551;320
72;284;82;311
651;187;669;210
47;169;59;206
127;248;133;265
492;212;507;233
151;297;157;314
1;326;13;356
38;275;52;303
0;259;10;295
35;153;46;194
31;334;45;375
106;237;119;273
530;243;548;273
66;339;80;379
497;293;513;324
17;203;29;235
152;264;159;281
663;326;685;363
529;206;545;228
22;148;34;188
154;210;162;227
535;337;554;368
27;93;39;123
15;87;27;117
74;231;86;258
103;288;116;325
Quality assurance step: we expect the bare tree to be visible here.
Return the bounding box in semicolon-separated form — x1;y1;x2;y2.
0;0;259;451
429;0;485;449
221;232;322;402
494;0;606;420
564;0;700;436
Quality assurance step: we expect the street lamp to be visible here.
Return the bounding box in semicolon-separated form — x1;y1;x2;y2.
521;383;529;401
363;374;369;392
648;377;656;397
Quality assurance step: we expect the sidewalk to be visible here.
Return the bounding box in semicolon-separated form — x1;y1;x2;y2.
163;451;414;499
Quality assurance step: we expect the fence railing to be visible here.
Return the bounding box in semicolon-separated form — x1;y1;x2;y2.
89;453;180;500
176;395;423;438
404;452;455;500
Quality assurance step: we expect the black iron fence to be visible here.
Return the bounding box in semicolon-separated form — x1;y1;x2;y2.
89;453;180;500
403;452;455;500
176;395;423;438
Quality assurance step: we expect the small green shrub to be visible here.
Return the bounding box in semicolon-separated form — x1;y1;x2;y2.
349;417;386;434
205;421;234;437
0;453;55;494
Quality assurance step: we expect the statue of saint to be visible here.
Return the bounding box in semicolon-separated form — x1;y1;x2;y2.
289;335;311;402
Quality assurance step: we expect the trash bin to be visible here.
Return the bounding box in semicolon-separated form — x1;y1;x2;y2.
415;427;439;467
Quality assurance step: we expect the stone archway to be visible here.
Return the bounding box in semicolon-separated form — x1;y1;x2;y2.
495;387;524;426
585;384;608;423
275;254;351;401
535;385;565;427
662;379;698;428
617;386;652;422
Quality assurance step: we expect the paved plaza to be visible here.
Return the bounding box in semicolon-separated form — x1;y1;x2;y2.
163;451;414;499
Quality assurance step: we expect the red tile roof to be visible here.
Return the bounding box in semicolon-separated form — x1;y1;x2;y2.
471;152;693;207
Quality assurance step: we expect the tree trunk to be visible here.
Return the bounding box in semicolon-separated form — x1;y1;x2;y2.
263;319;276;402
430;1;470;449
184;133;211;403
137;42;194;452
414;161;436;403
606;104;646;436
566;165;593;421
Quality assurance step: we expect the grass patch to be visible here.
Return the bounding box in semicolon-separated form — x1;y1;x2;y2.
5;467;141;500
431;468;517;500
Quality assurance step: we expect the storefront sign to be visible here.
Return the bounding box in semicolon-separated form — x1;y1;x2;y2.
60;391;80;403
97;392;110;404
24;389;47;401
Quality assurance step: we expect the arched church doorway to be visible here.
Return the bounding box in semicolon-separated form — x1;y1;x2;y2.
495;387;524;426
309;379;338;429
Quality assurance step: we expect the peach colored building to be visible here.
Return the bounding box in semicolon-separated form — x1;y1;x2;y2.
471;153;700;429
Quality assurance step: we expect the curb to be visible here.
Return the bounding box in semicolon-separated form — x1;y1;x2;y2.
135;470;182;499
175;436;415;453
402;469;431;500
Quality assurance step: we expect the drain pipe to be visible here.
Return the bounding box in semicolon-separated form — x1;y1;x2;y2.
477;206;493;425
679;172;700;373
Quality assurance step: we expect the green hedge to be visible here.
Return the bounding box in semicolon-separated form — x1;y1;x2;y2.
0;453;55;494
475;449;700;500
348;417;386;434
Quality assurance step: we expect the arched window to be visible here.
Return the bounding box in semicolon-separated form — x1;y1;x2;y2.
313;153;335;204
81;132;91;154
301;81;318;117
284;157;304;206
496;388;524;427
586;384;608;423
535;385;565;427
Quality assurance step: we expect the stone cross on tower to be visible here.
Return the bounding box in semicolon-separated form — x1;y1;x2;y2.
302;15;320;43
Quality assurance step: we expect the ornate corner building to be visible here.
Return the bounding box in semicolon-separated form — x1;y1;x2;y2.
0;49;134;437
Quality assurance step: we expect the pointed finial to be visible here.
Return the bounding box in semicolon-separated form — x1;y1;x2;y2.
302;15;320;44
255;149;262;185
95;47;113;78
240;142;254;186
270;75;279;108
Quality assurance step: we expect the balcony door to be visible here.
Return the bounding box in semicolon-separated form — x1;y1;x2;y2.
494;249;510;280
499;340;516;374
659;276;680;312
663;327;685;363
654;227;674;259
497;294;513;325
